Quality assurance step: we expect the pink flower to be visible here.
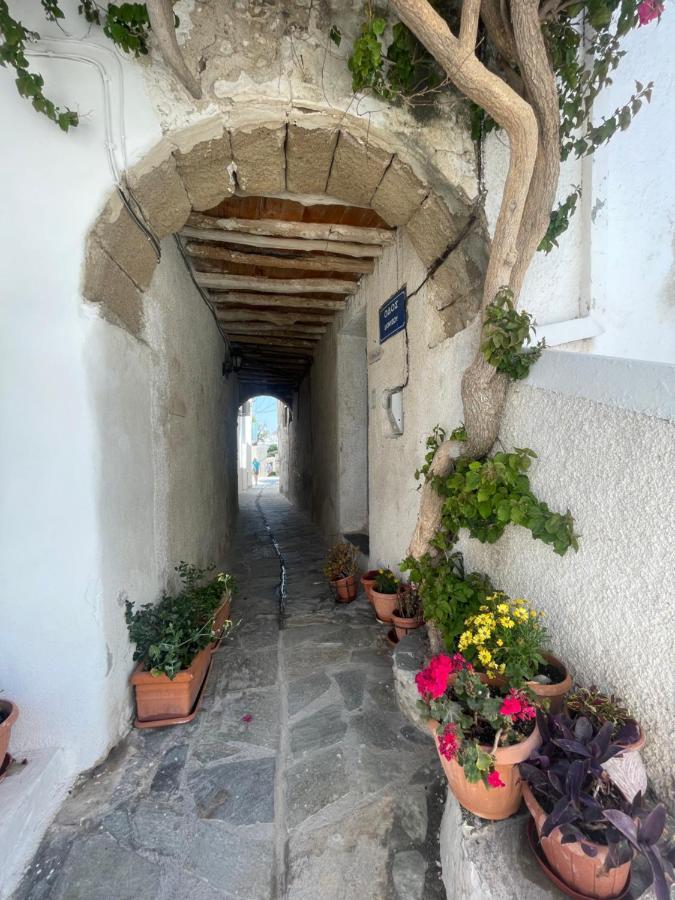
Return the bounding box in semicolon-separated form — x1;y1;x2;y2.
638;0;664;25
438;723;459;761
487;769;505;788
499;696;522;718
415;653;471;699
241;714;253;723
499;689;537;722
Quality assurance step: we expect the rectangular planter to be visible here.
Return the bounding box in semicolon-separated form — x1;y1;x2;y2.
211;595;232;650
130;645;212;723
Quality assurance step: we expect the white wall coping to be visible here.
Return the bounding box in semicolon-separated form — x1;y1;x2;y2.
524;348;675;422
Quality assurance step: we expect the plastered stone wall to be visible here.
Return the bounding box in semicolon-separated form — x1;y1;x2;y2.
87;237;240;759
297;223;674;803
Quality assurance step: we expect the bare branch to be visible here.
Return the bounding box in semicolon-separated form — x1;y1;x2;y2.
509;0;560;297
146;0;202;99
480;0;517;63
460;0;482;49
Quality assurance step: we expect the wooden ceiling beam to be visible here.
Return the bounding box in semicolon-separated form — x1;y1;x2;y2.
215;309;334;326
187;213;394;246
228;335;318;349
185;243;375;275
210;292;347;311
197;272;356;295
181;227;382;259
222;324;327;337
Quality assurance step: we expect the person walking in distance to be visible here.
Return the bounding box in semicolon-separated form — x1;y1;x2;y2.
252;457;260;486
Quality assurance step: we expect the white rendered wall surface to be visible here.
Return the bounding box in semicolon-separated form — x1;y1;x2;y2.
0;11;237;891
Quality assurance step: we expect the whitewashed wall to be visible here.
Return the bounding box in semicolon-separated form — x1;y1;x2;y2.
0;8;239;891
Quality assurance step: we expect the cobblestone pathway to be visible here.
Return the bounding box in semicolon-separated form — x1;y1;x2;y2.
14;485;445;900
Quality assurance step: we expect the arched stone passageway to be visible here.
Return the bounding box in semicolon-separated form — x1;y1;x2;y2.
83;110;489;399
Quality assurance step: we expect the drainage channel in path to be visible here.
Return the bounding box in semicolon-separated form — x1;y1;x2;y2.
255;489;288;623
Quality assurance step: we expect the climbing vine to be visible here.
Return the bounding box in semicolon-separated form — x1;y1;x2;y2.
480;288;544;380
0;0;156;130
432;448;579;556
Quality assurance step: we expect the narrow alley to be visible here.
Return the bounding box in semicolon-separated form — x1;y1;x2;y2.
14;484;445;900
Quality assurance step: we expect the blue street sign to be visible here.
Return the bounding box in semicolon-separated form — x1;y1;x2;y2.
379;287;407;344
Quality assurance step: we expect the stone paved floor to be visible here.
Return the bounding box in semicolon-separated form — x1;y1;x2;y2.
13;484;445;900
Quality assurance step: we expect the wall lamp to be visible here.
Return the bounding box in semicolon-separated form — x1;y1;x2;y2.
222;352;243;378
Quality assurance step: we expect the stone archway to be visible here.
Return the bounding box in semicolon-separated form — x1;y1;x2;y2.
83;109;489;392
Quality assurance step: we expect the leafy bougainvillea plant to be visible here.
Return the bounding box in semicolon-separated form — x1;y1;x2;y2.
416;654;538;789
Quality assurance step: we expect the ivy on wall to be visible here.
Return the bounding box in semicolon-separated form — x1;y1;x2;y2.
0;0;155;130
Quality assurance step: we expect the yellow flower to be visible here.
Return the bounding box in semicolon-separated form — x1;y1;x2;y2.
497;602;510;614
530;610;537;618
458;631;473;651
478;648;493;666
499;664;506;674
497;638;504;647
500;617;515;629
513;607;528;622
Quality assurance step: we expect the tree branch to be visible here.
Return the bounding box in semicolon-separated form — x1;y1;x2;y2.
390;0;544;556
146;0;202;99
509;0;560;297
460;0;482;49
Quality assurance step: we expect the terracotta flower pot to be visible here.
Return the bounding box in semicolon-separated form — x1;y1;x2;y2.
131;645;212;722
333;574;358;602
360;570;379;605
0;700;19;762
527;652;573;713
392;610;423;641
428;718;542;820
211;594;232;650
371;589;398;623
522;782;631;899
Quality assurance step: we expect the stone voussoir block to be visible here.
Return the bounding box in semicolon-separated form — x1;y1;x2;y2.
371;156;428;226
405;192;469;267
83;237;144;336
286;124;339;195
326;131;392;207
126;140;191;240
91;194;158;291
173;120;235;212
230;124;286;194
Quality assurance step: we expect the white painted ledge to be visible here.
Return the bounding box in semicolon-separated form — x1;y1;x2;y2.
535;316;603;347
524;348;675;422
0;747;71;900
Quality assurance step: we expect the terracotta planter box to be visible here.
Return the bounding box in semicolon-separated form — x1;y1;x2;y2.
522;782;631;899
131;645;211;723
0;700;18;762
371;589;397;623
526;652;572;713
429;718;542;820
211;595;232;650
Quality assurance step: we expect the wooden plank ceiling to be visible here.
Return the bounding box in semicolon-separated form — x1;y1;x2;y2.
178;196;394;397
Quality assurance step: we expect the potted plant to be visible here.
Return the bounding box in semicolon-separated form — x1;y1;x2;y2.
566;687;643;751
392;582;423;640
0;695;19;764
126;570;233;725
323;541;359;602
401;550;493;651
371;568;399;623
175;562;236;649
519;711;672;900
360;569;380;604
458;592;571;710
416;653;542;820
